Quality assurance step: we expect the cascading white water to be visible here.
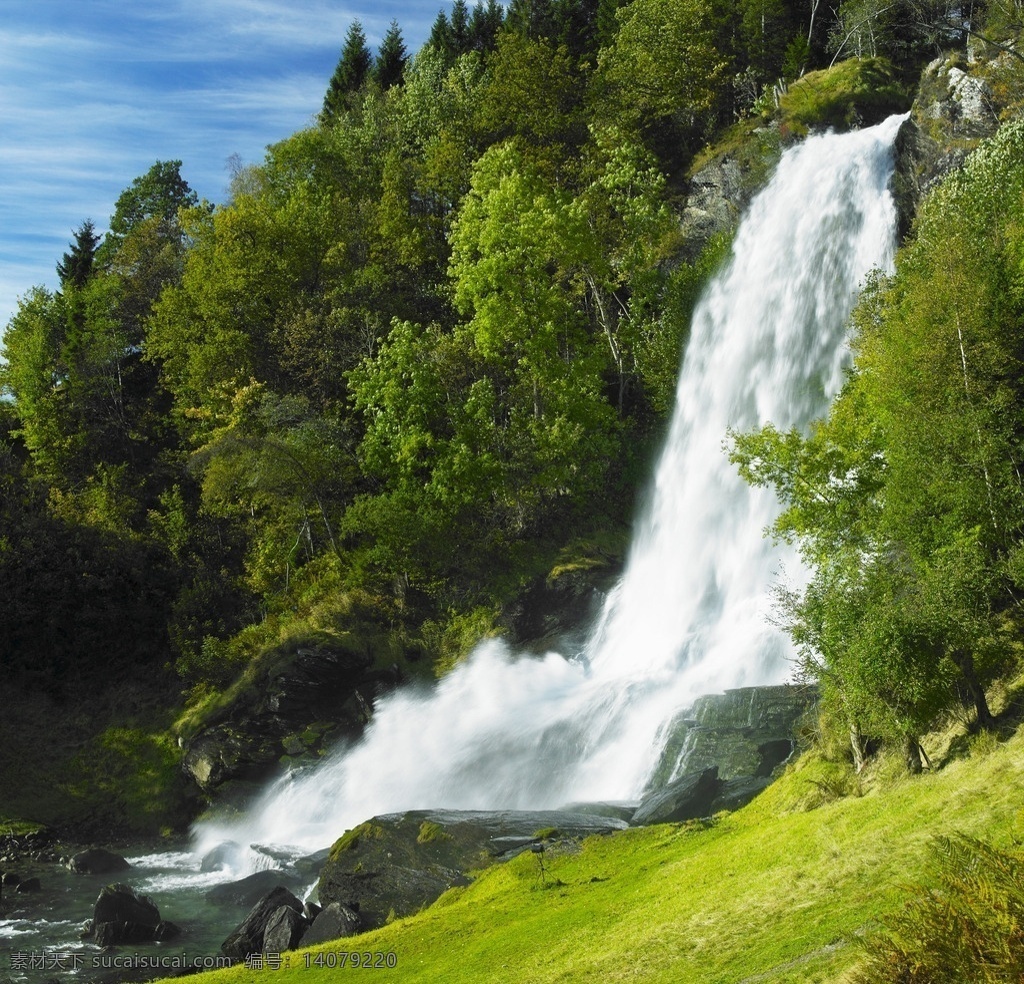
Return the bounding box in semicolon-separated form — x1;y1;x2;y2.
197;114;907;859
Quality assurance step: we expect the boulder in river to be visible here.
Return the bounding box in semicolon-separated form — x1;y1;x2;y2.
206;869;298;908
85;883;164;946
68;847;131;874
221;886;304;963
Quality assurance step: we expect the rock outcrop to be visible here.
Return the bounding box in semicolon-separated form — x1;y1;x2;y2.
182;642;402;793
317;809;628;929
636;684;817;823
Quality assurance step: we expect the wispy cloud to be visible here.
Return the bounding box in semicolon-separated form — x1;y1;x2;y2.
1;0;444;331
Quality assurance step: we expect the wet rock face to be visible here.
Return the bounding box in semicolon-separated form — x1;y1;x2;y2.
635;684;818;823
182;644;401;793
316;809;628;929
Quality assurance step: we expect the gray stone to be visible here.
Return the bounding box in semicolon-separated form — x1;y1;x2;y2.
206;869;294;907
221;887;303;963
68;847;131;874
317;809;627;929
299;902;362;947
262;905;308;954
646;685;815;792
632;767;724;825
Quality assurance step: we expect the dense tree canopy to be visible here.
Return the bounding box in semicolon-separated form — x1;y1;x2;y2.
1;0;1010;729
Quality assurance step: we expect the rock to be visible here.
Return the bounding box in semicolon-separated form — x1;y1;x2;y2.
646;685;815;792
1;872;21;887
182;641;401;793
679;156;751;254
499;562;621;651
710;775;775;813
88;883;162;946
299;902;362;947
317;809;627;930
221;887;304;963
206;869;296;908
15;877;41;892
263;905;308;954
556;802;637;823
200;841;241;872
155;920;182;942
68;847;131;874
302;901;322;922
632;768;724;825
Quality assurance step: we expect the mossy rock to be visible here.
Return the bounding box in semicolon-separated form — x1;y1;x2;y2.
778;57;912;133
317;809;627;929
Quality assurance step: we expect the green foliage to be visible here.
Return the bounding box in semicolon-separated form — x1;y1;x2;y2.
854;836;1024;983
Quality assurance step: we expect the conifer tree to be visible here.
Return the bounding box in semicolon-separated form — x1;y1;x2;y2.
322;20;372;124
451;0;472;52
374;20;408;90
56;220;100;290
427;9;454;61
469;0;505;51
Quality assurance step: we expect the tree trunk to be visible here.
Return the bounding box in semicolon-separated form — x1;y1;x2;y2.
850;720;866;772
903;733;923;774
952;648;995;729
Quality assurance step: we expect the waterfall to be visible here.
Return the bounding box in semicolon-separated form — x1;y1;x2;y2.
198;115;906;858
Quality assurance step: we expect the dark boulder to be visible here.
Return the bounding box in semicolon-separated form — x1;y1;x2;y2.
206;869;295;908
221;886;304;963
68;848;131;874
86;883;163;946
182;642;401;793
299;902;361;947
632;767;724;825
16;877;41;892
262;906;308;954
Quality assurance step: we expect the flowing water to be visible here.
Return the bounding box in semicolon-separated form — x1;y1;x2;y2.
1;114;906;981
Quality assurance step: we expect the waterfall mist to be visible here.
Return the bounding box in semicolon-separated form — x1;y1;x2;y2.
196;115;907;859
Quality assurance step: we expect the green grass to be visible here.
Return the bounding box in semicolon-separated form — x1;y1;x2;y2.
164;719;1024;984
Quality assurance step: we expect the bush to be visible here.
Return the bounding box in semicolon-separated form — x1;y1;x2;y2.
854;835;1024;982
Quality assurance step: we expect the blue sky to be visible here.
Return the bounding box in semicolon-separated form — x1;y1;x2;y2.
1;0;447;331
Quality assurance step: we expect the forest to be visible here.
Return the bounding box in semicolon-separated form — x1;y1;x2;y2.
2;0;1024;821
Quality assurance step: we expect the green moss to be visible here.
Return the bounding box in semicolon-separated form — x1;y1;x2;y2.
532;827;561;840
417;821;454;845
778;57;911;134
329;822;385;860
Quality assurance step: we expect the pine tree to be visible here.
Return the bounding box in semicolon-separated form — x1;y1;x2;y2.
427;9;454;61
374;20;408;90
322;20;373;124
469;0;505;51
56;220;100;290
451;0;472;53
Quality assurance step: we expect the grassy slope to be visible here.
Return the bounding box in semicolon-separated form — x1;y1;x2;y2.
169;719;1024;984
